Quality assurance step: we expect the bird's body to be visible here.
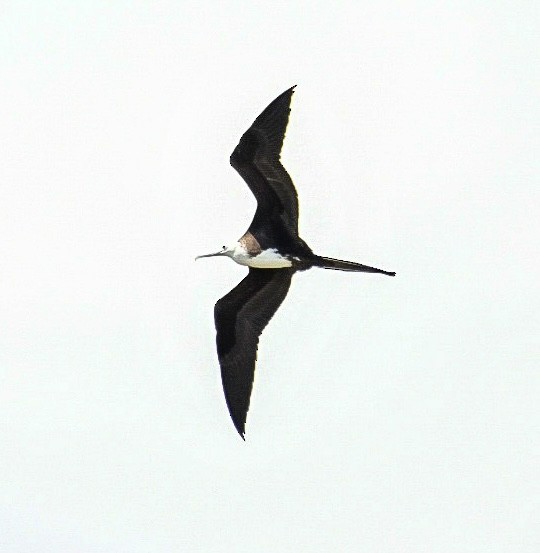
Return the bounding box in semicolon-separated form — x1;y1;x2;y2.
197;86;395;439
231;246;294;269
222;233;295;268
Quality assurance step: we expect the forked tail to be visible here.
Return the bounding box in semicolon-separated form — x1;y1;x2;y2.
316;256;396;276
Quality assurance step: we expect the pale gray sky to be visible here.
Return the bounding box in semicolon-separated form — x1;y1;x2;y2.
1;1;538;552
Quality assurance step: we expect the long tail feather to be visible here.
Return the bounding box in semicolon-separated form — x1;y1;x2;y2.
317;256;395;276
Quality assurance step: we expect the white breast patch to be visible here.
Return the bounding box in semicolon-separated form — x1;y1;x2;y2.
233;247;293;268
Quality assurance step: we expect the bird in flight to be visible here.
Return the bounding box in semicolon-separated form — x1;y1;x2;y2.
197;86;395;439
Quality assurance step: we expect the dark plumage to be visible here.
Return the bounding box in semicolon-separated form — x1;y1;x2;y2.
215;268;294;438
198;86;395;439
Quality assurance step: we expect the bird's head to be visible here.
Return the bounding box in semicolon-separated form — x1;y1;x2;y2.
195;244;236;261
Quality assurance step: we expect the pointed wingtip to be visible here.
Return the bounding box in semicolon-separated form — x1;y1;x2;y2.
277;85;296;100
229;409;247;440
234;423;246;441
277;85;296;97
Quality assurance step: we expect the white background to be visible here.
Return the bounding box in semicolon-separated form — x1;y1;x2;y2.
1;1;538;551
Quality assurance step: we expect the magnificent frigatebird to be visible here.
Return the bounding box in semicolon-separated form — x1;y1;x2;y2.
197;86;395;439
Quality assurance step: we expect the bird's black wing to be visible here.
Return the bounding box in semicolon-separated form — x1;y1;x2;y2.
214;267;295;439
230;86;299;235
